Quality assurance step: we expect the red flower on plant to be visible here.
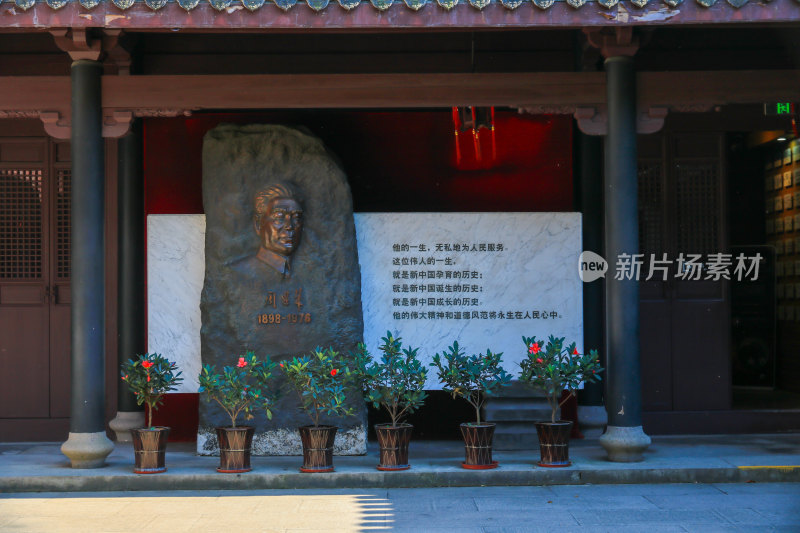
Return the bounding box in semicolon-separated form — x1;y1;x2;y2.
572;348;579;355
147;375;151;382
142;361;154;369
122;374;128;381
330;369;338;377
529;343;541;355
237;357;247;368
279;363;284;368
536;357;544;364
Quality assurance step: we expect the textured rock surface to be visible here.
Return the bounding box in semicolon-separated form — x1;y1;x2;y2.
199;124;365;455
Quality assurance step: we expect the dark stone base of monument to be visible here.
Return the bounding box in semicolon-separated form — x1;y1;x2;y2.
199;124;366;455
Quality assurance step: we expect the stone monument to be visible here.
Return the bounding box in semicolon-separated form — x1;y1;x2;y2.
199;124;365;455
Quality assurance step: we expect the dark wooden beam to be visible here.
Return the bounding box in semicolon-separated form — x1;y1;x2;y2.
3;70;800;117
639;70;800;108
101;72;607;109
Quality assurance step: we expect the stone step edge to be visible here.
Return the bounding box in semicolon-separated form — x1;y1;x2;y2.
1;466;797;493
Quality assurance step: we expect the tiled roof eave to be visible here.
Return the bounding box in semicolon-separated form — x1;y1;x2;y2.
1;0;798;30
5;0;797;13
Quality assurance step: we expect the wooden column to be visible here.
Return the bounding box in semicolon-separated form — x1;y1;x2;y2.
60;58;114;468
590;29;652;462
109;120;146;442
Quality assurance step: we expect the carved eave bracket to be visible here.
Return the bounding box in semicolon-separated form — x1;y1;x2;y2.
35;109;195;139
38;110;133;139
50;29;106;62
515;104;669;135
573;105;669;136
583;27;640;59
39;111;70;139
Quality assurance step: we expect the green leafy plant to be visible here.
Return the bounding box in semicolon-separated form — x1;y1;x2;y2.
198;351;279;428
518;335;603;423
430;341;512;425
282;346;358;427
352;331;427;428
121;353;183;429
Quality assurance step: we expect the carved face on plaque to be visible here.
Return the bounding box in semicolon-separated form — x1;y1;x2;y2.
252;183;303;276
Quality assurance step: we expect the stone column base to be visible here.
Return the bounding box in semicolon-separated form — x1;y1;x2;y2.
599;425;651;462
61;432;114;468
577;404;608;439
109;411;146;442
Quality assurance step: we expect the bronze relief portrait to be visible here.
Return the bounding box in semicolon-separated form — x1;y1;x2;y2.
233;182;304;279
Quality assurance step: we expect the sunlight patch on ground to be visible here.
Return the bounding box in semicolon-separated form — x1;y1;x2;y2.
0;493;393;533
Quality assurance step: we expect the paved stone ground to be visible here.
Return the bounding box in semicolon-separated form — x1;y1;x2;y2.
0;483;798;532
2;435;800;492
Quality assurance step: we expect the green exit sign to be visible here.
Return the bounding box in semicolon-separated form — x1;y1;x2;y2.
764;102;795;115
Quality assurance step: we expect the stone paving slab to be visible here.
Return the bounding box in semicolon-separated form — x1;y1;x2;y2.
0;434;798;493
1;484;798;533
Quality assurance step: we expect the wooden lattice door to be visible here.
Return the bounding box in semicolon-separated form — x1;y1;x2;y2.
0;138;72;438
638;132;730;413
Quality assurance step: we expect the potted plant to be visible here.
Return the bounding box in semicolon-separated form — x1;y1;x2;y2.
353;332;427;471
282;346;357;473
519;335;603;467
431;341;512;469
120;353;183;474
198;351;278;473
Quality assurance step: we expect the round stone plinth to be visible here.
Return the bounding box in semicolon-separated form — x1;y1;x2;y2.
61;432;114;468
109;411;145;442
577;404;608;439
599;425;651;462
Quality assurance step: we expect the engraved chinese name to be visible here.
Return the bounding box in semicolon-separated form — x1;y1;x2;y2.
256;287;311;325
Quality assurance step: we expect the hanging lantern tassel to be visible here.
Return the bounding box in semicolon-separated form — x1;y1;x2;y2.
452;107;462;165
490;107;497;161
471;107;482;162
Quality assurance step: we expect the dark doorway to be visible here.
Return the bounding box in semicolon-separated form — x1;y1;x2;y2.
638;129;731;414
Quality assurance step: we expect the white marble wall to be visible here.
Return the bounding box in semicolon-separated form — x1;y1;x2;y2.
147;215;205;393
147;213;583;392
355;213;583;389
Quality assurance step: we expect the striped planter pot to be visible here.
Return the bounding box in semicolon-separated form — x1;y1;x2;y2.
299;425;337;473
131;427;170;474
460;423;498;470
375;423;413;471
534;420;573;467
216;426;255;473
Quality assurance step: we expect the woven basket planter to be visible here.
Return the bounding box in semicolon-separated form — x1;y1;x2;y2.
131;427;170;474
375;423;413;471
216;426;255;473
535;420;573;467
460;422;498;470
299;425;337;473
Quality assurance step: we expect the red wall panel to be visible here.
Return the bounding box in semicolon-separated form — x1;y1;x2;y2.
144;110;573;215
